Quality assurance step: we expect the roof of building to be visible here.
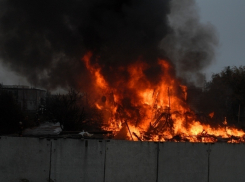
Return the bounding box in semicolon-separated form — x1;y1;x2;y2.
1;85;46;92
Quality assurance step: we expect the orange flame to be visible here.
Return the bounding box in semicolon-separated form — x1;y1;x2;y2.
81;51;245;142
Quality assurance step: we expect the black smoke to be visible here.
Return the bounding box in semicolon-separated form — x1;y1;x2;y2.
0;0;217;90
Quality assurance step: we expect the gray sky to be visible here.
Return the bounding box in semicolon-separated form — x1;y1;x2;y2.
196;0;245;80
0;0;245;85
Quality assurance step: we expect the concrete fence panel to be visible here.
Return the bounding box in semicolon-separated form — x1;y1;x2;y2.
158;142;209;182
209;143;245;182
0;136;51;182
50;139;106;182
3;137;245;182
104;140;158;182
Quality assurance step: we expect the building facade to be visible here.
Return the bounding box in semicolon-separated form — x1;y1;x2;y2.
1;85;46;111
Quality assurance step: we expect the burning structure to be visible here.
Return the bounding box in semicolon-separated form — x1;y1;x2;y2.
0;0;244;142
81;52;245;143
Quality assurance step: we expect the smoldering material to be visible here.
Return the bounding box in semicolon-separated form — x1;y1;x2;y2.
0;0;217;89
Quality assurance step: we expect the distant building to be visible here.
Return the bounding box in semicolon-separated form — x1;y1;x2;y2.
1;85;46;111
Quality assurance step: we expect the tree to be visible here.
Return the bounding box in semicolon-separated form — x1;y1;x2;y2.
45;89;103;131
197;66;245;124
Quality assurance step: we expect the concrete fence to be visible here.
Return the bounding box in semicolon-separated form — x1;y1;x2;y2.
0;136;245;182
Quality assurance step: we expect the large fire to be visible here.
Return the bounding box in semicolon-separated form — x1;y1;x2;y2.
82;52;245;143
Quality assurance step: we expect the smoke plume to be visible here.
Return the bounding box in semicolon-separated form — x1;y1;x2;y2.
161;0;218;86
0;0;217;90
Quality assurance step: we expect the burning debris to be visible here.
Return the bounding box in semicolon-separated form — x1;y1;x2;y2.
0;0;244;142
81;51;245;143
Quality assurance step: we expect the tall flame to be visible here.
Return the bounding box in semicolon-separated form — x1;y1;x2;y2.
81;52;245;143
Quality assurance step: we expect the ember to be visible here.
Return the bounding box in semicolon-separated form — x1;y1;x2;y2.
81;52;245;143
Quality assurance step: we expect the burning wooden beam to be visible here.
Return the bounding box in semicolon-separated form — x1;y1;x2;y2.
125;120;134;141
133;132;142;141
